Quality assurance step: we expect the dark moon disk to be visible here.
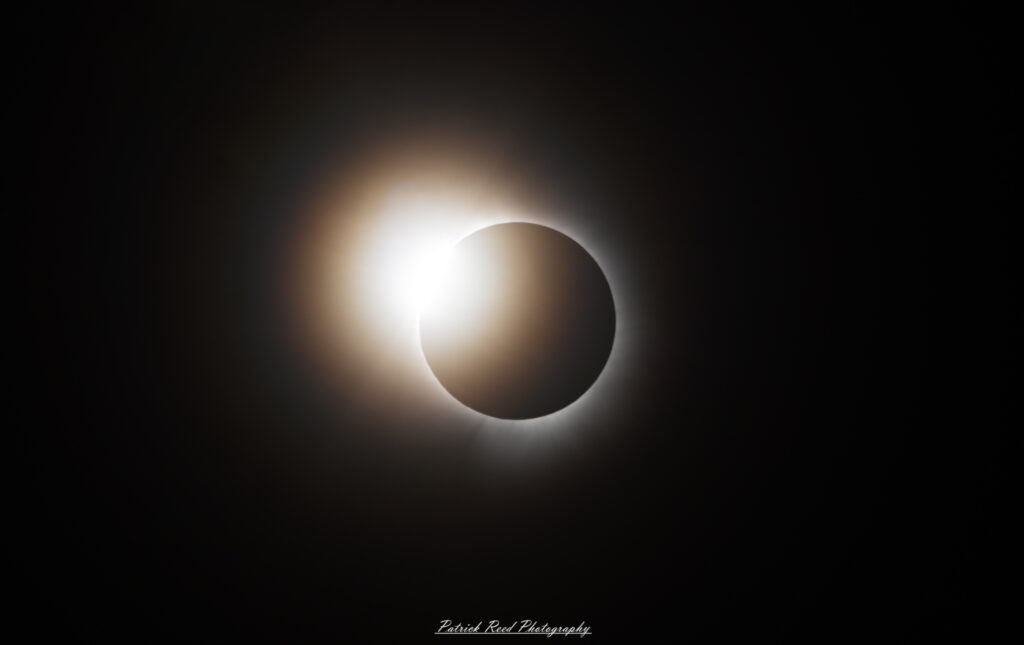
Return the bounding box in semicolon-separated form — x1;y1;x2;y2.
419;222;615;419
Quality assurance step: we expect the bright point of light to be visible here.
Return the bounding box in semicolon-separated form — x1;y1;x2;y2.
303;166;635;444
354;185;511;344
392;235;456;314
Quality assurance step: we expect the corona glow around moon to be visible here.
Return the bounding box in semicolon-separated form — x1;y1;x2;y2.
287;148;638;443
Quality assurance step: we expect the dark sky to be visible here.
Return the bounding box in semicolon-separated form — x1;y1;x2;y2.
14;4;1010;642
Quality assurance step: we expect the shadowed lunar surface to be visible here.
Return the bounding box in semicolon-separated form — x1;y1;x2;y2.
419;222;615;419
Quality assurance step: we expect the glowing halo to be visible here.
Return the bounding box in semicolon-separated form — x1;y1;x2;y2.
284;142;641;451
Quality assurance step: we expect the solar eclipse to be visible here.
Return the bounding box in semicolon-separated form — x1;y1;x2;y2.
419;222;615;419
292;141;636;436
23;5;964;640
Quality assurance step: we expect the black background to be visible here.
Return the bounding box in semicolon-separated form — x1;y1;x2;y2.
14;4;1010;642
